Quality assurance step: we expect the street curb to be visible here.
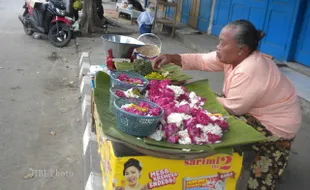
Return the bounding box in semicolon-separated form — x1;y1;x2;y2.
79;52;103;190
79;54;91;82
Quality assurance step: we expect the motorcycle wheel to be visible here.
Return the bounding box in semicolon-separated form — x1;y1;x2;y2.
23;14;34;36
48;23;72;47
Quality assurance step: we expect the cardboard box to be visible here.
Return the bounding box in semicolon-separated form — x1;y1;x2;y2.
96;125;243;190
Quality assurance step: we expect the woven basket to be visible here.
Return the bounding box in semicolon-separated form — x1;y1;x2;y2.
113;98;164;136
110;71;149;92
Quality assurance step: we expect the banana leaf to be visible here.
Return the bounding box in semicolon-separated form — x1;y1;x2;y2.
94;71;232;155
114;61;192;82
115;61;133;71
94;71;267;155
162;64;192;81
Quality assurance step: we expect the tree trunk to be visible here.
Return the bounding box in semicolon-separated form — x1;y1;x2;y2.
80;0;105;34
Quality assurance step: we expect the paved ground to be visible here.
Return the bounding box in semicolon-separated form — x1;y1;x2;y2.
0;1;83;190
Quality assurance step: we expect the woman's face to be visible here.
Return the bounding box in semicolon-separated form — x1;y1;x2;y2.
216;26;241;65
124;166;140;186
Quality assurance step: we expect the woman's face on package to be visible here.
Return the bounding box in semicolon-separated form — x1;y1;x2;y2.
124;166;140;186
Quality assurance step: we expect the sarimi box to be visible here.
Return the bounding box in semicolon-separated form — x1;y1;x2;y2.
97;136;243;190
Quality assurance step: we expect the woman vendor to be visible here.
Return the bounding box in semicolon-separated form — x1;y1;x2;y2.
152;20;301;189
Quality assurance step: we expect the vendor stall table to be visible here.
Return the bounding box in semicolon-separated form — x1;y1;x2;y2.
89;69;247;189
93;104;243;190
116;3;142;25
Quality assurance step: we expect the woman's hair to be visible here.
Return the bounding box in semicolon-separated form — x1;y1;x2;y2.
227;20;265;52
123;158;142;176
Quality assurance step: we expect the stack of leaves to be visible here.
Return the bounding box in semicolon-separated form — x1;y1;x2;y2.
132;59;154;76
115;59;192;83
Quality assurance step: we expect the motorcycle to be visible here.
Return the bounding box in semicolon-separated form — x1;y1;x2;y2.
18;0;74;47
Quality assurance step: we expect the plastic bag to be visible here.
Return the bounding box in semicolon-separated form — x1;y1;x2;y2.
137;11;155;27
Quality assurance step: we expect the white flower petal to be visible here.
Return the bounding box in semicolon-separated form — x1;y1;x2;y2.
149;130;165;141
167;85;185;98
179;136;192;144
196;124;223;136
167;113;186;127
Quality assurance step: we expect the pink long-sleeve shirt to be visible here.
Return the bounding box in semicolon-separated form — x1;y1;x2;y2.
180;51;301;139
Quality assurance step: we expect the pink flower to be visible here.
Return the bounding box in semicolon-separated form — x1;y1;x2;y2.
207;133;221;143
213;120;229;131
116;74;143;85
191;108;202;116
117;74;129;81
198;133;208;144
161;88;175;99
200;97;206;104
128;78;135;84
156;97;174;107
196;111;212;125
148;88;160;96
122;102;161;116
161;103;176;118
149;80;160;87
176;104;191;114
177;94;189;102
138;102;150;110
190;136;197;144
115;90;126;98
146;77;228;145
187;126;200;139
149;107;162;116
167;135;180;144
159;79;171;88
163;123;178;133
183;117;197;129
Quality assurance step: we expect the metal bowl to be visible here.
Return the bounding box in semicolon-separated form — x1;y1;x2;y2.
102;34;145;58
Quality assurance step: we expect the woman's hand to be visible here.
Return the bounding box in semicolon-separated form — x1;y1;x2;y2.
152;54;182;70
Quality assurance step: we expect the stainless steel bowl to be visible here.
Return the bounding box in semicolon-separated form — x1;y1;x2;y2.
102;34;145;58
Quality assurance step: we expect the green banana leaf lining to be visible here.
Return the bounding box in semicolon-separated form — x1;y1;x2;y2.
94;71;267;155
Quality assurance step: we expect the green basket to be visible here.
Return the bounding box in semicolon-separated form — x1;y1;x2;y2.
110;86;125;115
110;71;149;92
109;86;143;115
113;98;164;137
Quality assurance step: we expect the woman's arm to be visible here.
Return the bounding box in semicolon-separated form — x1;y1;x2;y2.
180;51;224;72
152;51;224;72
